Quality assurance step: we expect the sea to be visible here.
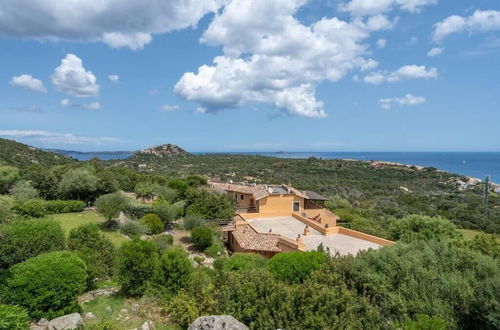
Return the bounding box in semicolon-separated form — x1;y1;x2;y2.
64;150;500;183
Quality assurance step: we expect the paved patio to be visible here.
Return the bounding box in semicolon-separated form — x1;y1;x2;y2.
247;216;381;256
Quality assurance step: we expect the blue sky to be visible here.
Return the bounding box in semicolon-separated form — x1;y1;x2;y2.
0;0;499;152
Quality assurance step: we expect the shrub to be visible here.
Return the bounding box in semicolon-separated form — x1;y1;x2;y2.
115;240;159;296
0;195;15;224
9;180;39;202
191;226;214;251
165;291;199;329
44;200;85;214
185;189;234;220
153;234;174;252
1;251;87;318
268;251;328;284
14;199;46;217
389;214;461;243
140;214;164;235
398;315;447;330
152;200;180;226
223;253;267;271
152;246;193;296
325;195;351;210
119;220;146;238
183;214;203;230
0;304;30;330
67;224;115;282
84;319;119;330
204;240;225;258
0;219;65;270
123;202;153;220
95;192;129;222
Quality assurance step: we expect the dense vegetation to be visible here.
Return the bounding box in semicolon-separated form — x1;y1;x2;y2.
0;138;499;329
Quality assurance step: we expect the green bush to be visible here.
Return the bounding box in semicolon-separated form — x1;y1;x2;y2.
398;314;447;330
223;253;267;271
183;214;203;230
14;199;46;217
268;251;328;284
153;234;174;252
84;319;119;330
191;226;214;251
165;291;199;328
123;202;153;219
1;251;87;318
0;219;65;270
44;200;85;213
119;220;146;238
115;240;159;296
95;192;129;222
389;214;461;243
204;240;225;258
152;200;180;225
0;304;30;330
0;195;15;223
185;189;234;220
140;214;164;235
9;180;39;202
152;246;193;296
68;224;115;283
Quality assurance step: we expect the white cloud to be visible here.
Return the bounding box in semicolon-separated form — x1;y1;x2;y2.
433;10;500;42
9;74;47;93
51;54;99;98
427;47;444;57
0;130;118;144
60;98;100;110
340;0;438;16
0;0;226;50
108;75;120;83
160;104;180;112
379;93;426;109
364;65;437;84
175;0;394;118
377;39;387;48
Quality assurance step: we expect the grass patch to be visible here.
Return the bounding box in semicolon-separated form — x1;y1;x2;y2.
44;211;129;247
459;229;500;242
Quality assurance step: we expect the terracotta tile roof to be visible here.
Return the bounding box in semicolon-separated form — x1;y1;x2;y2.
231;225;281;252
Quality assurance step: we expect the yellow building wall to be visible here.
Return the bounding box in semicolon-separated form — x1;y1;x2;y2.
256;194;304;216
228;192;255;208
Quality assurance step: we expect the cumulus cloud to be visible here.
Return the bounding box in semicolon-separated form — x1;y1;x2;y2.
0;0;226;50
175;0;395;118
427;47;444;57
364;65;437;84
160;104;180;112
433;10;500;42
0;130;118;144
60;98;100;110
108;75;120;83
340;0;438;16
9;74;47;93
51;54;99;98
379;93;426;109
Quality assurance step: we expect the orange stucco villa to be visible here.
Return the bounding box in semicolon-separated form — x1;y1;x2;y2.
210;180;394;258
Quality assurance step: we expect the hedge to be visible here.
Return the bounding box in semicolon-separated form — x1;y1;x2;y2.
14;199;85;218
44;200;85;214
123;203;153;220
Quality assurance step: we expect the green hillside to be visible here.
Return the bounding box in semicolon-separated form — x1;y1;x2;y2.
0;138;76;168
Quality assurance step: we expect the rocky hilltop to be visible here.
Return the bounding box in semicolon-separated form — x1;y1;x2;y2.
134;144;189;158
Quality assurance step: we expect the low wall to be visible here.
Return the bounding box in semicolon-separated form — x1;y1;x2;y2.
336;227;395;246
278;236;305;252
292;213;333;235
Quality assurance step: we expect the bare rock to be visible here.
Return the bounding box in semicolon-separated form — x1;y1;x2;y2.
38;318;49;326
120;309;128;314
105;305;112;312
84;312;96;320
48;313;83;330
131;303;140;314
141;321;155;330
188;315;248;330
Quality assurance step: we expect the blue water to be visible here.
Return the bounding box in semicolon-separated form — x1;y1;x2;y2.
236;152;500;182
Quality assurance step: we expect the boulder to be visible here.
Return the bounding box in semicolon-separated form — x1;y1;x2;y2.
48;313;83;330
188;315;248;330
141;321;154;330
84;312;96;320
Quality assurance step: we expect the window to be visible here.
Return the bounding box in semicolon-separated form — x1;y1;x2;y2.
240;194;244;200
293;201;300;212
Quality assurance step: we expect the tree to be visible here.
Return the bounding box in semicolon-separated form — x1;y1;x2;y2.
0;219;65;270
9;180;39;201
0;195;15;224
0;165;19;194
67;224;115;283
325;195;351;210
95;192;129;223
456;233;500;259
134;182;159;199
140;214;164;234
389;214;460;243
267;251;328;284
152;200;181;225
186;189;234;220
166;292;199;328
57;168;98;201
1;251;87;319
115;240;159;296
152;246;193;296
191;226;214;251
222;253;267;271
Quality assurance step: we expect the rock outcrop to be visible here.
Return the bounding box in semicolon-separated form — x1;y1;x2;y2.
188;315;248;330
47;313;83;330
